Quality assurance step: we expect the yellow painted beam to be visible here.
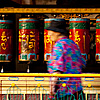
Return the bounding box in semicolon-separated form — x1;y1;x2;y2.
0;8;100;13
0;73;100;77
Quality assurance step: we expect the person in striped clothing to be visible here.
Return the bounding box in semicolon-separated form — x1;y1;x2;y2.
46;20;86;100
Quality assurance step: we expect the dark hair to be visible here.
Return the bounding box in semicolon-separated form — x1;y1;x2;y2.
46;20;68;36
60;30;69;37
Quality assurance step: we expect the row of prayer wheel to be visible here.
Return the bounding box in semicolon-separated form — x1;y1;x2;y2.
0;18;100;62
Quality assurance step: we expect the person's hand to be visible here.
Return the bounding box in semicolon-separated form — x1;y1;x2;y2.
49;71;61;99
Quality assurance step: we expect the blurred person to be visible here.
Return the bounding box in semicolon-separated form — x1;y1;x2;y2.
46;20;86;100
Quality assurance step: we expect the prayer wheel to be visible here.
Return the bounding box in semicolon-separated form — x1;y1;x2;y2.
44;18;65;61
96;19;100;61
0;20;13;61
69;18;90;60
19;18;39;61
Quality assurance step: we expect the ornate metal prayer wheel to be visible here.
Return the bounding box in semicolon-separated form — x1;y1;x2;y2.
19;18;39;61
0;20;13;61
44;18;65;61
69;18;90;60
96;19;100;61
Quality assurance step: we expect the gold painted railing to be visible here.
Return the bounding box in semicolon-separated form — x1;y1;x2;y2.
0;73;100;77
0;73;100;100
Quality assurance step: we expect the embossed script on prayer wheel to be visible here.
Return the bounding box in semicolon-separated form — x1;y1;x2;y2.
0;20;13;62
19;18;39;61
96;19;100;61
69;18;90;60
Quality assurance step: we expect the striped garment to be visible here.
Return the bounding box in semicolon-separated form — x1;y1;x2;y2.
47;36;86;98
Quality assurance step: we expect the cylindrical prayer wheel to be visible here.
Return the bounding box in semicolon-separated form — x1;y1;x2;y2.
44;18;65;61
19;18;39;61
0;20;13;61
96;19;100;61
69;18;90;60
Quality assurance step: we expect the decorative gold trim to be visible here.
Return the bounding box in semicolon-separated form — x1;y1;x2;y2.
0;60;11;62
19;59;37;61
0;8;100;13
